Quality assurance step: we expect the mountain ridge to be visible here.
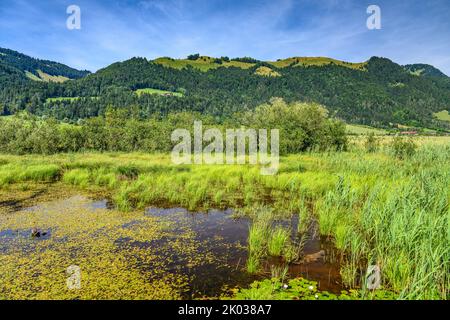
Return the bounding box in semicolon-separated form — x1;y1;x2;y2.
0;48;449;130
0;47;90;82
152;55;450;79
403;63;448;78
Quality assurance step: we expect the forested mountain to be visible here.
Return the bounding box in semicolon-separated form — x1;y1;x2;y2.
0;48;449;129
403;63;449;78
0;47;90;82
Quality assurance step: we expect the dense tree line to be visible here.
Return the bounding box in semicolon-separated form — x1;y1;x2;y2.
0;100;346;155
1;53;449;129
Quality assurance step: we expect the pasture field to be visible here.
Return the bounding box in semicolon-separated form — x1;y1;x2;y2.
0;136;448;300
45;96;99;103
36;70;70;83
346;124;388;135
269;57;367;70
348;135;450;147
254;66;281;77
135;88;184;97
153;56;255;71
25;70;70;83
46;97;80;103
25;71;42;81
153;56;368;72
434;110;450;122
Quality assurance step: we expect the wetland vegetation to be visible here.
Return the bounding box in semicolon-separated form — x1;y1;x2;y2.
0;135;448;300
1;47;449;302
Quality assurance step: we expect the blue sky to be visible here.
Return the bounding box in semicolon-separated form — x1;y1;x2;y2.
1;0;449;74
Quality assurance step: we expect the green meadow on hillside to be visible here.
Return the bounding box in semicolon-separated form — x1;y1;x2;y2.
135;88;184;97
269;57;367;70
153;56;255;71
25;70;70;83
45;96;99;103
46;97;80;103
434;110;450;122
153;56;368;72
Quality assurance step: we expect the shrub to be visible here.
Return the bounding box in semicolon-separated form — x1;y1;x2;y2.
242;98;347;154
187;53;200;60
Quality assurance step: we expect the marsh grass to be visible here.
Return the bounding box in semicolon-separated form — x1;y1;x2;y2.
116;165;140;179
315;146;449;299
248;223;269;258
0;163;60;186
246;207;273;273
268;227;290;257
62;168;90;187
0;140;448;298
297;199;311;233
246;255;260;274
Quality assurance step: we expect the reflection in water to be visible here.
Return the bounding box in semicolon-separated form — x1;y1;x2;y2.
263;216;342;292
0;196;344;299
145;206;343;295
143;207;254;297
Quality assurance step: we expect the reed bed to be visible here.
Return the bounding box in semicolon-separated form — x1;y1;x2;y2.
0;138;448;298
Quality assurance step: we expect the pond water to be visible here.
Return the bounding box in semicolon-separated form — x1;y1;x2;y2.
143;207;254;297
263;215;343;293
0;196;343;299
